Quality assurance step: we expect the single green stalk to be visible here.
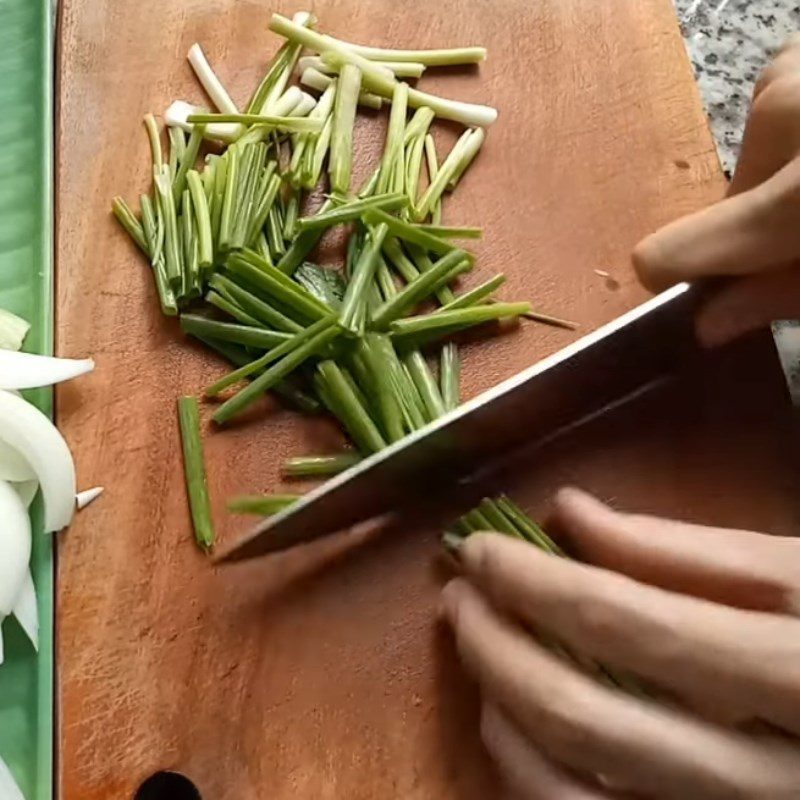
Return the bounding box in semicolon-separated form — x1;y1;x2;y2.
415;128;474;220
180;314;291;349
236;145;270;250
282;190;300;240
186;170;213;270
227;251;333;319
276;198;334;274
219;145;241;252
377;81;409;195
424;134;442;224
370;249;471;328
227;494;301;515
496;495;565;556
177;396;215;551
168;126;186;177
154;166;183;287
403;106;435;146
144;113;163;170
211;153;228;257
329;63;362;194
463;508;495;533
413;224;482;239
267;203;286;258
375;255;397;301
246;170;281;247
362;208;462;258
440;342;460;411
438;274;506;312
516;306;578;330
404;350;446;420
206;315;337;395
205;290;263;328
356;335;405;442
447;128;485;190
173;124;205;202
214;323;342;423
315;360;387;454
112;196;148;253
187;112;324;133
390;302;531;342
282;453;361;477
382;237;420;282
339;222;389;334
209;273;303;333
404;133;427;206
140;193;178;316
295;192;408;232
477;498;526;539
305;115;333;189
180;189;201;297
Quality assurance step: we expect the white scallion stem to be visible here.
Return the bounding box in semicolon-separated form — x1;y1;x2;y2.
12;569;38;652
377;82;409;195
329;63;362;194
447;127;485;190
0;308;29;351
0;753;25;800
300;68;383;110
0;351;94;390
187;43;239;115
269;15;497;127
336;41;485;66
415;129;474;220
164;100;240;141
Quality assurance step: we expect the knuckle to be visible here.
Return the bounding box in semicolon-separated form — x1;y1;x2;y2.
537;684;596;755
570;585;625;646
752;74;800;120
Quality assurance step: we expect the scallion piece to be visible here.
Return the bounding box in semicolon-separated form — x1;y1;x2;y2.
246;169;281;247
214;323;342;423
275;198;334;274
390;302;531;342
173;124;205;202
403;350;445;420
370;249;470;328
218;145;240;252
362;208;462;258
112;196;148;254
415;128;477;220
424;134;442;224
154;166;183;287
186;112;324;133
186;170;213;269
329;63;362;194
208;274;303;333
227;494;300;515
295;192;408;232
440;342;460;410
412;224;482;239
283;452;361;477
315;360;387;453
180;314;291;349
339;222;389;334
377;82;409;195
300;67;384;110
168;126;186;177
141;193;178;316
205;290;262;328
144;113;163;170
177;396;215;552
438;274;506;312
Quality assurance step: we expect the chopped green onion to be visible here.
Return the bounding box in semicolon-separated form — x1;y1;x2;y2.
300;67;384;110
403;106;435;146
403;350;445;420
112;196;148;254
332;38;486;66
180;314;291;349
186;170;213;269
144;113;163;170
177;396;215;552
282;453;361;477
424;134;442;224
209;273;303;333
275;198;334;274
173;124;205;202
218;145;240;251
0;309;30;351
315;360;387;453
440;342;460;410
187;43;239;115
187;112;324;133
415;129;477;220
390;302;531;342
517;307;579;330
168;126;186;177
141;193;178;316
246;170;281;247
180;188;200;296
339;222;389;334
227;494;300;515
377;82;409;195
495;495;564;555
296;192;407;232
362;208;462;258
205;290;262;328
154;166;183;287
438;274;506;312
412;224;482;239
370;249;471;328
447;128;485;190
212;321;342;423
329;63;362;194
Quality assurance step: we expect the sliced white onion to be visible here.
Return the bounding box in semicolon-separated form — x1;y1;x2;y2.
12;479;38;508
0;308;30;352
0;391;75;532
291;91;317;117
76;486;103;510
12;570;37;652
0;480;32;665
0;439;35;482
270;86;303;117
0;754;24;800
0;350;94;389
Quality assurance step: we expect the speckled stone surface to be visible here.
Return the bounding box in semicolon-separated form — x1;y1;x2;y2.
674;0;799;175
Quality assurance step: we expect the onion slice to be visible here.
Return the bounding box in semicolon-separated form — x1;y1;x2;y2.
0;350;94;390
12;479;38;508
0;391;75;532
0;308;30;353
0;480;32;664
76;486;103;510
0;755;24;800
12;570;37;652
0;439;35;482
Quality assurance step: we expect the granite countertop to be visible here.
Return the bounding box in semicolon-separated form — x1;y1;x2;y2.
673;0;800;395
674;0;799;175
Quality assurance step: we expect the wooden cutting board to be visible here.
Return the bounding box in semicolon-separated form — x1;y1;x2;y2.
54;0;788;797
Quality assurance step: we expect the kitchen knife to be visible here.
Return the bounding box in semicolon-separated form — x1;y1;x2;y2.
219;282;704;562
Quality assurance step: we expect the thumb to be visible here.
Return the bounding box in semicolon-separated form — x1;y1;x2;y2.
695;266;800;347
633;156;800;291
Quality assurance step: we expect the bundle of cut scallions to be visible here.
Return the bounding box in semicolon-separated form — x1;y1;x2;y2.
113;11;574;551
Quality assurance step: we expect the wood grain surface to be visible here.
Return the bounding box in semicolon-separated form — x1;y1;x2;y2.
53;0;760;797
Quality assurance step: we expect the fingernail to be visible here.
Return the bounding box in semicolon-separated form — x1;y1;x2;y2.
441;532;465;560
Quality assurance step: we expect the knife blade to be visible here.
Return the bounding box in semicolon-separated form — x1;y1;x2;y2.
219;282;703;562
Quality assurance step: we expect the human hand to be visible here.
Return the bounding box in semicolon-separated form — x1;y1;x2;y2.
440;488;800;799
633;35;800;347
